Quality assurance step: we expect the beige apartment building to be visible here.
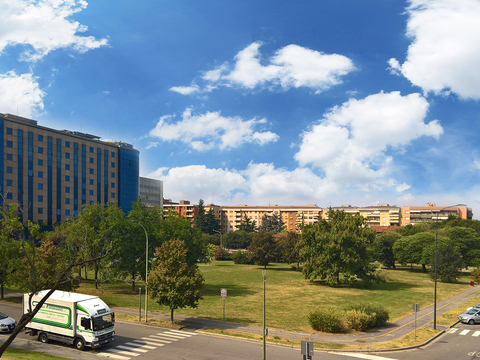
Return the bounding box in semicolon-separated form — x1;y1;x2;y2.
324;204;401;227
213;204;323;233
401;203;472;225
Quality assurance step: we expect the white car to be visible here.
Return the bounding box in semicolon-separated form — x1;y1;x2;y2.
0;311;16;333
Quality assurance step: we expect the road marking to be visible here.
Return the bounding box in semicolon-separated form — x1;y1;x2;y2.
473;331;480;337
148;335;174;343
460;329;471;335
169;329;198;336
106;348;140;356
155;332;185;339
164;331;192;337
448;328;458;333
127;341;157;349
138;338;167;346
335;353;398;360
96;353;130;360
116;345;149;353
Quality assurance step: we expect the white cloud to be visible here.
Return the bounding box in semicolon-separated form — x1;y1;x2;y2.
149;107;279;151
0;71;45;118
389;0;480;99
396;183;411;192
0;0;108;62
294;91;443;188
171;42;355;94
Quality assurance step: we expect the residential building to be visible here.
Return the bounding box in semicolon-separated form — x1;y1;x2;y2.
324;204;401;227
401;203;472;225
163;199;198;223
0;113;139;225
139;177;163;208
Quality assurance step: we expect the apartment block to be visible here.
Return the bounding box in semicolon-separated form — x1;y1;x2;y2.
163;199;198;223
325;204;401;227
139;177;163;209
0;113;139;225
401;203;472;225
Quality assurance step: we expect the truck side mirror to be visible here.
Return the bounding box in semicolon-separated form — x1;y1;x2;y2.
81;317;91;330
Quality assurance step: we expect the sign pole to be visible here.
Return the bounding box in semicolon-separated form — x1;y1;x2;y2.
139;287;142;321
263;270;266;360
413;304;419;342
221;288;227;320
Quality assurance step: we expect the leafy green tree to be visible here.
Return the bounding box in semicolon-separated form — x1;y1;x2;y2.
224;230;253;249
247;230;279;268
372;232;401;269
429;242;464;283
258;213;285;233
194;199;206;231
437;227;480;267
276;232;301;268
204;209;221;235
299;209;377;286
237;213;256;232
149;240;204;323
393;232;435;271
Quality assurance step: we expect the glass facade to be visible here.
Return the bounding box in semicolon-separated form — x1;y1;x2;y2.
0;119;3;207
17;130;23;222
28;133;33;220
118;147;139;214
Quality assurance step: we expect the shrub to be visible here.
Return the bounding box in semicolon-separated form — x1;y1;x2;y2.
214;247;232;261
344;309;375;331
472;266;480;283
233;250;252;264
344;304;389;328
307;308;345;333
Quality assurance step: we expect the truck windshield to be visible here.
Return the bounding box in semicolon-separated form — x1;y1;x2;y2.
92;313;114;331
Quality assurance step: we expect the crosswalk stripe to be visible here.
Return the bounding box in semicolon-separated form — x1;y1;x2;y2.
336;353;398;360
460;330;471;335
473;331;480;337
156;332;185;339
164;331;191;338
96;353;130;360
449;328;458;333
126;341;156;349
169;329;197;336
138;338;166;346
148;335;173;343
116;345;148;353
106;348;141;356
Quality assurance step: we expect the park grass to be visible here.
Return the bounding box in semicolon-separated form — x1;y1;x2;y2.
1;347;66;359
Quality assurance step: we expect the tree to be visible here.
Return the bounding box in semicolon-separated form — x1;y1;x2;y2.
299;209;377;286
393;232;435;271
258;213;285;233
194;199;206;231
276;232;301;268
247;230;279;268
372;232;401;269
149;240;204;323
237;213;256;232
429;242;464;283
204;209;221;235
223;230;253;249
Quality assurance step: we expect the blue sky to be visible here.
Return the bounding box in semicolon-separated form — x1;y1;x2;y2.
2;0;480;217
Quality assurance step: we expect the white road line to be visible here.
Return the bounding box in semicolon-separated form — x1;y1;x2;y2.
460;329;471;335
473;331;480;337
138;338;166;346
126;341;156;349
164;331;191;337
335;353;398;360
96;353;130;360
156;332;185;339
116;345;148;353
151;334;178;341
106;348;140;356
148;335;173;343
448;328;458;333
169;329;197;336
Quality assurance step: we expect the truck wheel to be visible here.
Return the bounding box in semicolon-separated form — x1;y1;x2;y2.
74;338;85;351
38;332;48;343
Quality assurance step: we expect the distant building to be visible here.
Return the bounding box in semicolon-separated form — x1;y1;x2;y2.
163;199;198;224
324;204;401;227
139;177;163;208
401;203;472;225
0;113;139;225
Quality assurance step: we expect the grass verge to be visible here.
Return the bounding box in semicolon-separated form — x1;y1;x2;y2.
1;347;66;359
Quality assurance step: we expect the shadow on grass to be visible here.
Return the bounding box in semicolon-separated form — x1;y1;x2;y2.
202;283;256;297
307;279;419;292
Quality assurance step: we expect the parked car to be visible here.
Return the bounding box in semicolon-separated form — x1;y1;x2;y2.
466;303;480;311
0;311;16;333
459;309;480;324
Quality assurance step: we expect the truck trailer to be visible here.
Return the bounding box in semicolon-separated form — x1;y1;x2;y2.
23;290;115;350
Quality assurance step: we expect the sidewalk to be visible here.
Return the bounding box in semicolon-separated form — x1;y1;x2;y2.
111;284;480;345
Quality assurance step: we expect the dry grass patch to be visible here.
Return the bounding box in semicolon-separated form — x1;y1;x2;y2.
115;313;184;328
435;293;480;326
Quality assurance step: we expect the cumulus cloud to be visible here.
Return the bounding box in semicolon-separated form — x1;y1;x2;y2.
295;91;443;188
149;107;279;151
388;0;480;99
0;71;45;118
170;42;355;94
0;0;108;62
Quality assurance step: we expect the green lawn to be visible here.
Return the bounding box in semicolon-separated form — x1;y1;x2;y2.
66;261;474;333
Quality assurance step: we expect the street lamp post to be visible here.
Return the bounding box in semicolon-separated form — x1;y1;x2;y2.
135;221;149;323
213;229;223;248
434;204;466;330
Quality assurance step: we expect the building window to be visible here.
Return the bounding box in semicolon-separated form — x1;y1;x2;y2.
65;152;70;159
6;154;12;161
111;182;115;188
38;183;43;190
65;141;70;148
90;147;94;153
65;209;70;216
38;135;43;142
89;190;94;196
111;152;115;158
111;172;115;178
38;147;43;154
90;157;94;163
6;128;12;135
90;169;94;174
6;180;12;186
111;192;115;199
38;208;43;214
38;196;43;202
65;175;70;182
38;159;43;166
65;198;70;204
6;193;12;200
6;167;12;174
89;179;94;185
65;187;70;193
38;171;43;178
6;141;12;148
65;164;70;170
111;162;115;168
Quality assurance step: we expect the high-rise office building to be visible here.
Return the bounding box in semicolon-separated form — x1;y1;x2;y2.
0;113;139;225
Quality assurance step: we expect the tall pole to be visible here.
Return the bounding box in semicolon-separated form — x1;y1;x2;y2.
263;270;266;360
135;221;149;323
214;230;223;248
434;204;465;330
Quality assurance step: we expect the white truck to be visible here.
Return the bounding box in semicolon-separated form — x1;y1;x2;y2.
23;290;115;351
